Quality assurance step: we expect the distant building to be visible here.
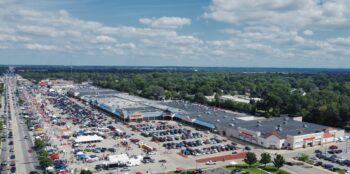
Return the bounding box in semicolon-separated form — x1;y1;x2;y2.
69;85;344;150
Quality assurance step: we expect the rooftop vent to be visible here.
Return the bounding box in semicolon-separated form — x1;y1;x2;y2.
283;121;287;125
303;124;308;128
230;123;235;127
284;117;289;121
277;127;283;131
232;118;235;121
216;119;220;122
256;124;261;127
298;130;303;134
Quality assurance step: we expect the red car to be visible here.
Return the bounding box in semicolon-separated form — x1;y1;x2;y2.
329;145;338;149
130;139;140;144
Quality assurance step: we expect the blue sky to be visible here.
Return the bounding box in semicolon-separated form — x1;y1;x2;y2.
1;0;350;67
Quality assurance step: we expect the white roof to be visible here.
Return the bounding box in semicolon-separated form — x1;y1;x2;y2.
74;135;103;143
108;154;129;164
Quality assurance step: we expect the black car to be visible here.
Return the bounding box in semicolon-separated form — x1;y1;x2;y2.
108;148;116;152
10;154;15;159
314;161;323;166
323;164;334;170
314;150;322;154
159;159;167;163
95;164;104;171
10;166;16;173
29;171;40;174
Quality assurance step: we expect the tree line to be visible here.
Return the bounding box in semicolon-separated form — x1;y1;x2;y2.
19;71;350;129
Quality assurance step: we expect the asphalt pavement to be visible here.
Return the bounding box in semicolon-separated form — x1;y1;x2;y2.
5;75;40;174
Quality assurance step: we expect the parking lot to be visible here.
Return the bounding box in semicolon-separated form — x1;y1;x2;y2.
18;79;247;174
288;140;350;173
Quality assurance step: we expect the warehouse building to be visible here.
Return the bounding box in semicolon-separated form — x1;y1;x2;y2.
69;87;345;150
161;101;344;150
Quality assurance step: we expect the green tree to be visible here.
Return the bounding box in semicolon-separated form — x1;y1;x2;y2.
260;152;271;166
194;92;207;104
39;151;53;168
80;170;93;174
244;152;257;167
35;138;46;150
298;153;309;162
273;154;285;169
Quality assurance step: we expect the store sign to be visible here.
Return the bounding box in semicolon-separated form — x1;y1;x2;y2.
130;113;143;119
303;137;315;141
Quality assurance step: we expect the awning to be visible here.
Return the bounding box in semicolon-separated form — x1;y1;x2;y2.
193;119;216;129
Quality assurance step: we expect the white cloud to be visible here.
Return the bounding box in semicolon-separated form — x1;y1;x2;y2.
204;0;350;28
0;34;30;42
0;0;350;67
303;30;314;36
139;16;191;29
25;43;59;51
91;35;117;43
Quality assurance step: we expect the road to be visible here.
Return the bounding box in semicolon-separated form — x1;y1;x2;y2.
5;75;39;174
1;85;10;172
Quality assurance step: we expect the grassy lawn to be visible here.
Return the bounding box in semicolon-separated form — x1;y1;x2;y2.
261;165;291;174
226;164;291;174
226;166;269;174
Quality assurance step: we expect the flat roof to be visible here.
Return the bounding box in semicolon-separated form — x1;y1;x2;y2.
236;117;334;138
160;100;259;129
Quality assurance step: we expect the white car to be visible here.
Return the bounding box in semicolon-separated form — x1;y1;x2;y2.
205;160;216;165
147;151;156;155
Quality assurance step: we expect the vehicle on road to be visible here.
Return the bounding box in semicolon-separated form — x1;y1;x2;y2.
10;154;15;159
205;160;216;165
29;171;40;174
1;161;7;166
10;166;16;173
159;159;167;163
120;167;131;171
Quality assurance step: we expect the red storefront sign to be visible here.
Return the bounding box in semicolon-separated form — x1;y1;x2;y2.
303;137;315;141
130;114;143;119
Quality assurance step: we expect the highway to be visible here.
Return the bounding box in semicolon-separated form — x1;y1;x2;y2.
1;74;40;174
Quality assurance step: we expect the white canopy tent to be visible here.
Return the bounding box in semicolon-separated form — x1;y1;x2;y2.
74;135;103;143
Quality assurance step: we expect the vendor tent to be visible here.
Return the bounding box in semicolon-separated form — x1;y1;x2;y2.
74;135;103;143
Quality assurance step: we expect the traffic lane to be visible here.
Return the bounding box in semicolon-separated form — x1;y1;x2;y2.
8;83;30;173
17;114;38;172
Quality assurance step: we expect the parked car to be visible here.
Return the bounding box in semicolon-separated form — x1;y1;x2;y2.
323;163;334;170
120;167;131;171
329;145;338;150
314;161;323;166
205;160;216;165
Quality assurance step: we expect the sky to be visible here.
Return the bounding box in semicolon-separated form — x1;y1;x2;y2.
1;0;350;68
